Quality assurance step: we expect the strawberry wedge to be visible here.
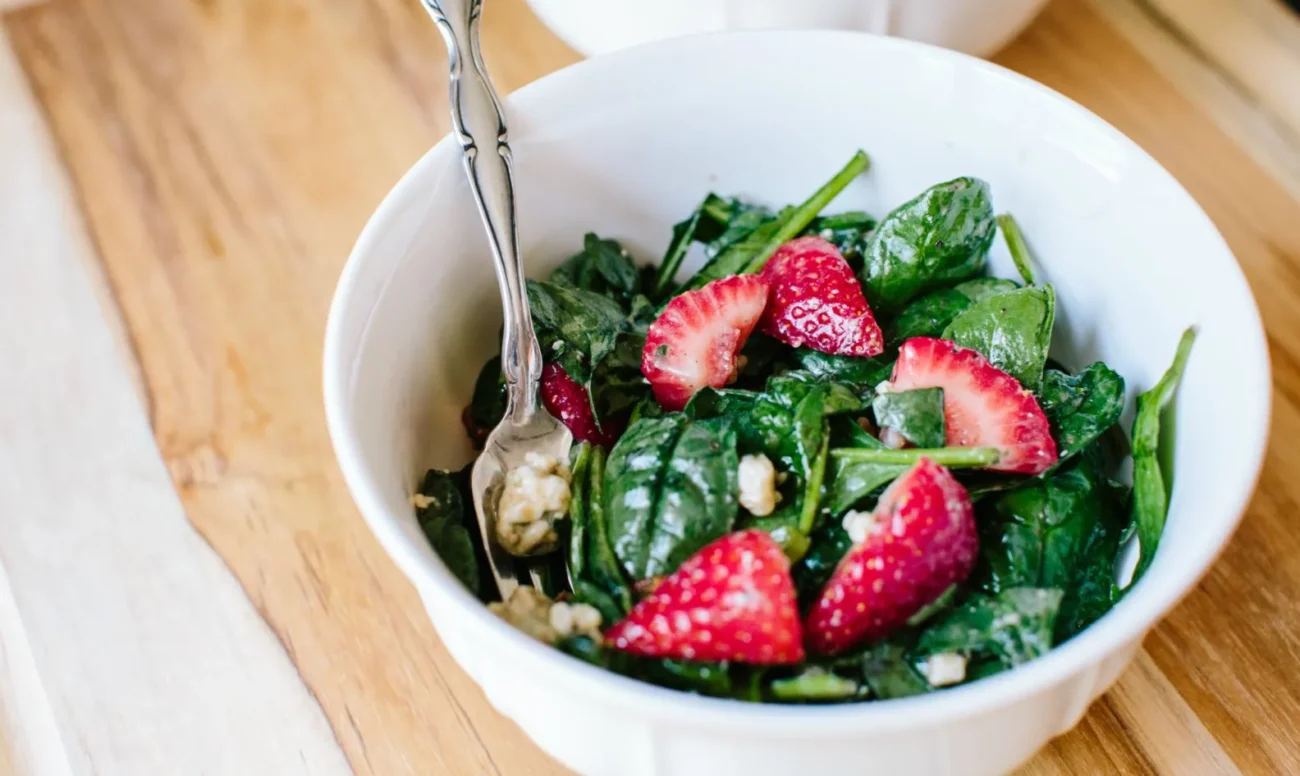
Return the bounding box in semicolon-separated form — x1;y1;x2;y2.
806;458;977;654
539;362;618;447
759;236;884;357
887;337;1058;474
606;529;804;665
642;275;768;411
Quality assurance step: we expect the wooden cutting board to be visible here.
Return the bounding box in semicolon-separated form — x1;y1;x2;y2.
1;0;1298;772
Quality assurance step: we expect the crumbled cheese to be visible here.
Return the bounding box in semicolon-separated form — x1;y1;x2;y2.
490;589;603;644
879;426;908;450
920;652;968;687
489;587;559;643
842;509;877;544
496;452;571;555
410;493;435;509
738;453;778;517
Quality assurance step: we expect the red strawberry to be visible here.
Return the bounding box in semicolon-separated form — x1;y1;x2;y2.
759;236;884;357
605;529;804;665
806;458;977;655
540;362;617;446
887;337;1058;474
642;275;768;411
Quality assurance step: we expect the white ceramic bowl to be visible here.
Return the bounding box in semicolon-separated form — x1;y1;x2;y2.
324;31;1269;776
525;0;1051;58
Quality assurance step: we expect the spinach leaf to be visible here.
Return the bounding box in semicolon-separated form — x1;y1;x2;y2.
550;233;640;303
916;588;1064;668
1038;364;1126;463
585;446;633;613
604;416;685;579
566;443;593;585
604;416;740;579
464;355;506;448
527;279;628;385
683;150;870;288
907;584;958;626
561;636;746;698
887;277;1019;345
1129;328;1196;582
794;347;894;393
769;668;862;702
805;210;877;265
853;642;932;699
792;522;854;603
825;416;907;515
415;468;484;598
974;454;1109;593
570;578;625;625
861;177;997;313
653;195;738;299
683;386;760;422
873;388;946;449
942;285;1055;389
1055;475;1129;641
589;331;650;427
996;213;1037;286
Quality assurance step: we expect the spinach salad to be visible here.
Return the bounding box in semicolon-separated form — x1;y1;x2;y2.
414;150;1194;704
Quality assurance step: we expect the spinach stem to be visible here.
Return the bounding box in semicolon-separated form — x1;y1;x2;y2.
997;213;1036;286
652;202;707;300
740;150;871;275
798;433;831;535
830;446;1000;467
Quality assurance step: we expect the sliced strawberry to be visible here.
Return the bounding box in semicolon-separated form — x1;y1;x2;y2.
540;362;616;446
605;529;804;665
806;458;977;655
887;337;1058;474
759;236;884;357
642;275;768;411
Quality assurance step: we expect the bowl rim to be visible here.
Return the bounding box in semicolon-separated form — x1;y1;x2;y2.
324;29;1271;731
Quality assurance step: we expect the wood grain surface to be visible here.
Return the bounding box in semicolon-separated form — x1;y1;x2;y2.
3;0;1298;772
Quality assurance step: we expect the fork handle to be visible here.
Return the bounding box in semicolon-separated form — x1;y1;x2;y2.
422;0;541;421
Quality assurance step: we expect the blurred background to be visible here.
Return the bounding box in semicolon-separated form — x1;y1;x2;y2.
1;0;1298;774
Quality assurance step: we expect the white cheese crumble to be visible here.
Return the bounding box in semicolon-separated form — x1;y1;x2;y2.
410;493;435;509
842;509;877;544
879;426;908;450
488;587;603;644
737;453;779;517
920;652;968;687
496;452;571;555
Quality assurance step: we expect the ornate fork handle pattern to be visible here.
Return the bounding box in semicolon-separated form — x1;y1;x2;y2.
421;0;542;422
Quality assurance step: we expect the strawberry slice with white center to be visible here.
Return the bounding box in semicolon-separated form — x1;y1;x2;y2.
759;236;884;357
887;337;1058;474
605;529;805;665
806;458;977;655
642;274;769;411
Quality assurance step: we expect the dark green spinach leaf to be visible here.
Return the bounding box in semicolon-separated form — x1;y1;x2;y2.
805;210;877;265
794;347;894;393
549;233;640;303
1038;364;1126;463
585;446;633;613
853;642;932;699
1129;328;1196;582
415;467;484;598
464;356;507;448
861;177;997;313
916;588;1064;667
527;279;629;385
605;416;739;579
684;151;870;288
887;277;1019;345
792;522;854;602
942;285;1055;389
873;387;946;449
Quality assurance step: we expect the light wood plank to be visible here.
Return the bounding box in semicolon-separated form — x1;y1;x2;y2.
1088;0;1300;200
0;27;351;776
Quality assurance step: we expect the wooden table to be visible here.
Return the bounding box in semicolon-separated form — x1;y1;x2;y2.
1;0;1298;773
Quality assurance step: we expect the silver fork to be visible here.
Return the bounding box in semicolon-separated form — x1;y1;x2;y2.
420;0;572;601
